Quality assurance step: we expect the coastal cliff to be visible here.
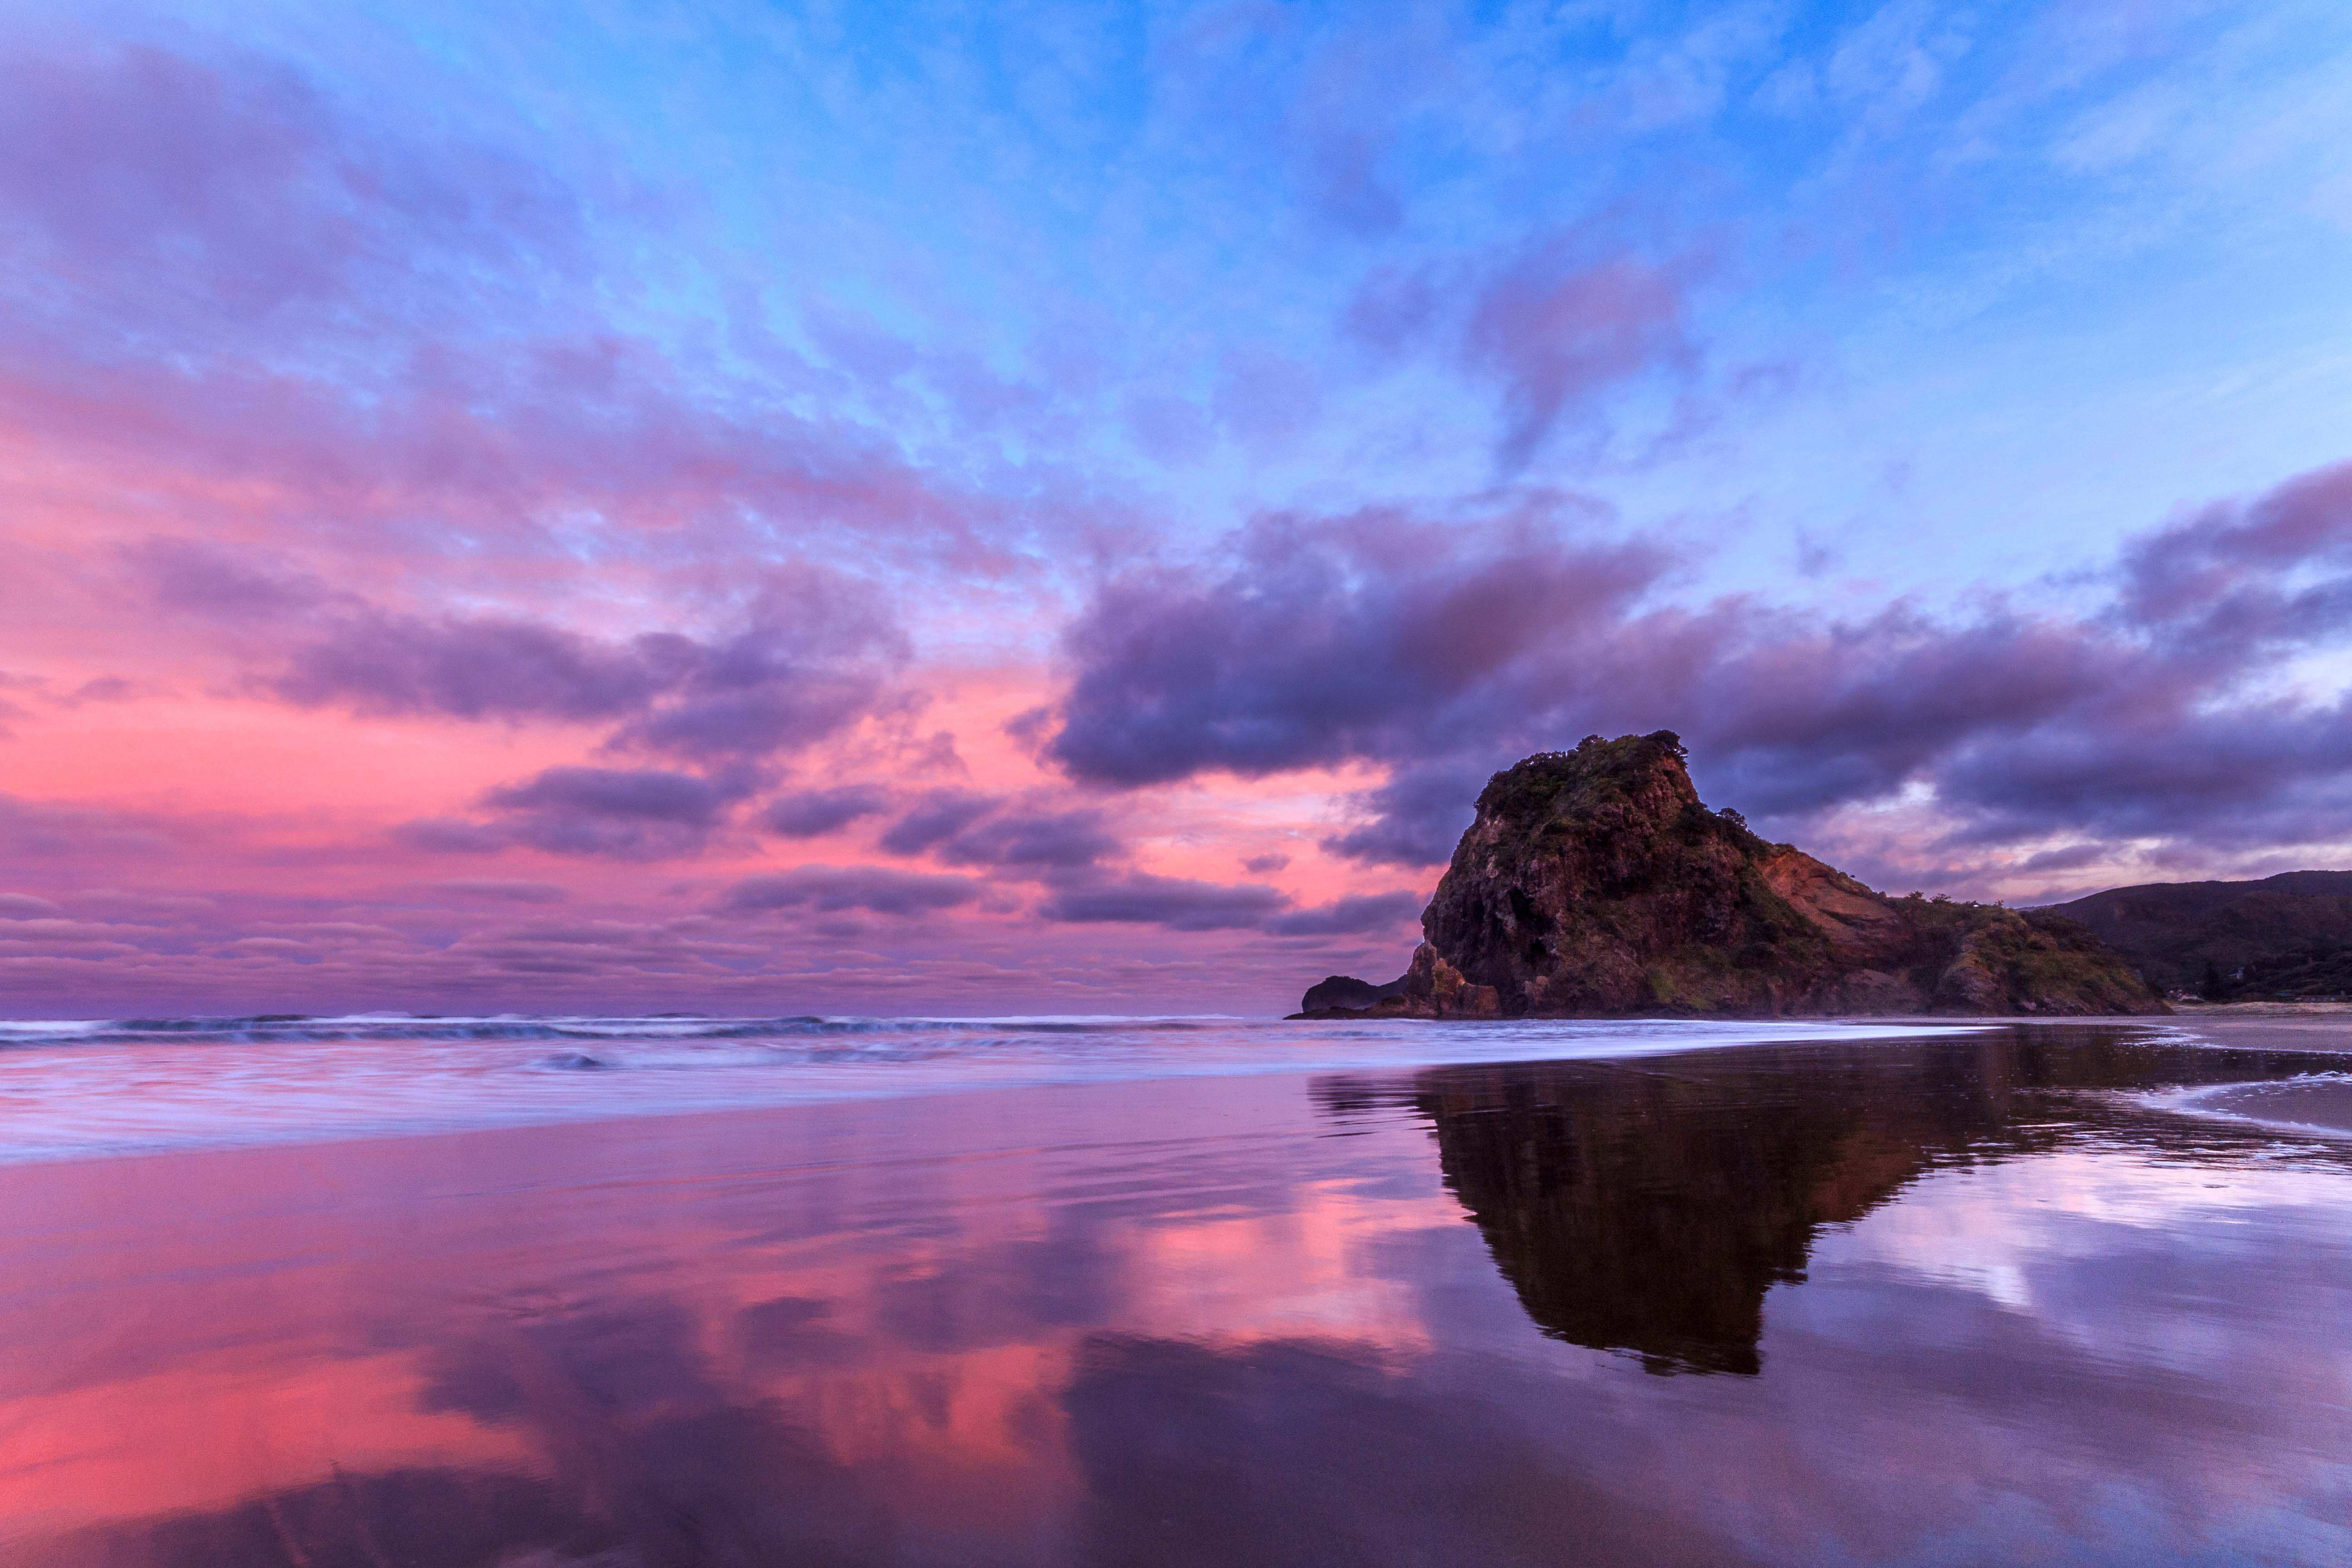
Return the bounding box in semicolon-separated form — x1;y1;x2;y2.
1304;732;2165;1019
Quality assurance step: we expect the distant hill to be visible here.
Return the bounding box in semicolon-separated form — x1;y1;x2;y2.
2039;872;2352;993
1298;732;2163;1019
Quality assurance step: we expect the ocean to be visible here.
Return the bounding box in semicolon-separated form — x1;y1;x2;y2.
0;1011;1972;1164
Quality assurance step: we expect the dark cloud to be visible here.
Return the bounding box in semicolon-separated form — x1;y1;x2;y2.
719;865;983;917
273;613;674;723
600;576;908;763
1040;872;1289;932
872;789;1121;871
878;791;1001;856
761;786;891;838
935;809;1121;870
475;766;746;860
431;878;569;904
1240;853;1292;874
1045;460;2352;867
1264;890;1423;937
1322;761;1493;868
251;567;905;764
392;817;514;855
1050;509;1662;788
485;766;734;826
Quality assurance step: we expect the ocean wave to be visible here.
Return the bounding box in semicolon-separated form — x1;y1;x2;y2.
0;1012;1235;1050
0;1013;1995;1166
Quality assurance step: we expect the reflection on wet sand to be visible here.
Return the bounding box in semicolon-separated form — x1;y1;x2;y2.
7;1029;2352;1565
1369;1028;2352;1375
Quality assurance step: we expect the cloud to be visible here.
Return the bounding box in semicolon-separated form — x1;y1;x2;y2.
485;767;735;825
934;808;1121;870
240;564;907;764
1264;890;1423;937
0;893;64;918
392;817;515;855
0;42;581;345
1044;460;2352;867
878;791;1002;856
430;879;569;904
1464;237;1698;470
872;793;1122;873
719;865;983;916
272;612;676;723
472;766;747;860
1049;507;1663;788
1240;853;1292;874
0;794;173;862
1040;872;1289;932
2;41;1028;600
761;786;892;838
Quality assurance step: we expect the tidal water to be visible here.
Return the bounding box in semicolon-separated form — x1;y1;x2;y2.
0;1011;1964;1164
4;1020;2351;1565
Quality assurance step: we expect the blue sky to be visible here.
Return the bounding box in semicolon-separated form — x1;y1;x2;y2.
106;0;2352;594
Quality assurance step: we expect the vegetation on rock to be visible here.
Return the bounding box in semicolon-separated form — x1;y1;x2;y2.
2193;944;2352;1002
2041;872;2352;994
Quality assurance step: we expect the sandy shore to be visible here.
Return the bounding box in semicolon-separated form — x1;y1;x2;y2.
2162;1002;2352;1050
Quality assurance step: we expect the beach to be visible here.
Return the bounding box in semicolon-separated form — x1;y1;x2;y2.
5;1017;2352;1565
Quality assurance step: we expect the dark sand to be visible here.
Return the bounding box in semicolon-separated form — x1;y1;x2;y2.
5;1024;2352;1565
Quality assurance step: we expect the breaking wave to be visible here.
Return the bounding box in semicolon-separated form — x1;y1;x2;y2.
0;1012;1226;1050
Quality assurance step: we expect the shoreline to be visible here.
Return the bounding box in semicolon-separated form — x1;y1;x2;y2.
0;1014;2006;1174
7;1010;2347;1172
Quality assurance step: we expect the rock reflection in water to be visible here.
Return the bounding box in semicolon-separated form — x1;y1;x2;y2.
1344;1029;2352;1375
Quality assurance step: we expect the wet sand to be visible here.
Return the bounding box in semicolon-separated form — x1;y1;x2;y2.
2169;1005;2352;1054
2156;1010;2352;1133
5;1025;2352;1565
2167;1075;2352;1136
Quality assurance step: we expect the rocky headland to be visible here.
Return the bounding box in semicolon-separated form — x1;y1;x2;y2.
1298;731;2166;1019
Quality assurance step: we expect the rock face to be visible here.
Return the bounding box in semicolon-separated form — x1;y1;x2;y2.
1299;973;1409;1012
1300;731;2165;1019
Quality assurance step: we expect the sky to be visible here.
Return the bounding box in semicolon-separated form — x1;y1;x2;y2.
5;0;2352;1017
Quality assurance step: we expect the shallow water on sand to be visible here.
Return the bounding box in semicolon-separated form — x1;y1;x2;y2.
0;1012;1966;1164
5;1024;2352;1565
